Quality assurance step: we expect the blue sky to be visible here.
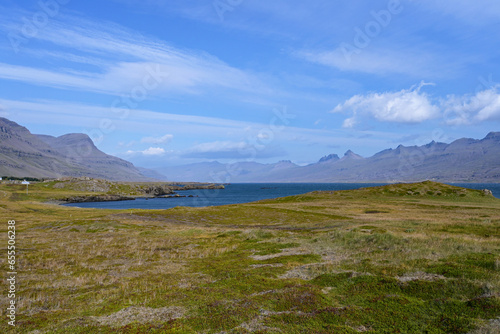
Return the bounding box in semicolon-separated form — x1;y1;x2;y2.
0;0;499;168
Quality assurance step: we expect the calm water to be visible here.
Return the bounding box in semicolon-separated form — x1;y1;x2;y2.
63;183;500;210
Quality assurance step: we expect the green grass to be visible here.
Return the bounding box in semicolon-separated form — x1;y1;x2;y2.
0;180;498;333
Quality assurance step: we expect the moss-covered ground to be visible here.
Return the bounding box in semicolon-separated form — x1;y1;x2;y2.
0;181;498;333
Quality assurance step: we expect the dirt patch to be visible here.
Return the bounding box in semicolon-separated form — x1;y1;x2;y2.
235;309;310;333
396;271;446;282
236;317;279;333
249;263;284;268
279;263;321;280
91;306;186;327
251;248;310;261
468;318;500;334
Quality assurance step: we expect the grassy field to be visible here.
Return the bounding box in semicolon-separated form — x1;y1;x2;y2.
0;180;499;333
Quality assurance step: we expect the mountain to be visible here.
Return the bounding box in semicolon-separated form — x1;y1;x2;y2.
0;117;153;181
136;167;169;181
159;160;300;183
157;133;500;183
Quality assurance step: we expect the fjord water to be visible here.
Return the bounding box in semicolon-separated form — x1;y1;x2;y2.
63;183;500;210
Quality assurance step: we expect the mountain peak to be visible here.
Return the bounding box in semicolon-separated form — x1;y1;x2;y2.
0;117;31;136
342;150;363;160
56;133;96;147
484;132;500;141
318;153;340;163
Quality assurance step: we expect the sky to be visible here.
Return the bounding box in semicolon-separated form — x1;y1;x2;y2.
0;0;499;168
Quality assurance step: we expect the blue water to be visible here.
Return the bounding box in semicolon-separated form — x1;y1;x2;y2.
63;183;500;210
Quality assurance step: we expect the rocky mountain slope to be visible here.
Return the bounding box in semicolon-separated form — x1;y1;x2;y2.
0;117;151;181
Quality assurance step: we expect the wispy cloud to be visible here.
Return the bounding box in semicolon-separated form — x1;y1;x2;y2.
0;63;105;93
0;98;260;135
140;134;174;145
181;140;286;160
0;12;271;98
296;41;468;78
412;0;500;25
0;103;8;118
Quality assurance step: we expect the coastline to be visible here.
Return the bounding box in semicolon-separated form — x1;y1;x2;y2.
38;178;226;205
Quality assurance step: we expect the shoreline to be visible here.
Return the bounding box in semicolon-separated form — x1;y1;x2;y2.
53;182;225;204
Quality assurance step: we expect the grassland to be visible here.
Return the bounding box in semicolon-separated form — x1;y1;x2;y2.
0;180;499;333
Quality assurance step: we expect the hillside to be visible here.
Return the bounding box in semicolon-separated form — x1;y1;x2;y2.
0;117;152;181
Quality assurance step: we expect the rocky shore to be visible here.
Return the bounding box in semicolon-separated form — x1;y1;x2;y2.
62;195;136;203
54;177;225;203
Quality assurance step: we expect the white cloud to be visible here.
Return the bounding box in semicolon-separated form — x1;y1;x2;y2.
333;82;440;127
334;84;500;128
142;147;166;156
140;134;174;144
443;87;500;125
127;147;166;156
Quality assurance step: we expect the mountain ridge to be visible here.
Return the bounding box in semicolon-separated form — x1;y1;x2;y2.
157;132;500;183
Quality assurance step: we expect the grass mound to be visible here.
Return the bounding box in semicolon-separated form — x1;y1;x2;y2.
357;180;494;199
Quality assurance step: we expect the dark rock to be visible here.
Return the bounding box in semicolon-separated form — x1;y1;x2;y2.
143;185;175;196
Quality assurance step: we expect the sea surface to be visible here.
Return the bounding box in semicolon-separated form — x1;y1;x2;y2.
63;183;500;210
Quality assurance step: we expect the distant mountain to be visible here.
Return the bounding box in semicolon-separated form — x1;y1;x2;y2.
0;117;155;181
157;133;500;183
158;160;300;183
136;167;169;181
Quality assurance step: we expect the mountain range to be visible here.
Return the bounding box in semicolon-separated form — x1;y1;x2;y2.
1;117;499;183
156;133;500;183
0;117;150;181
